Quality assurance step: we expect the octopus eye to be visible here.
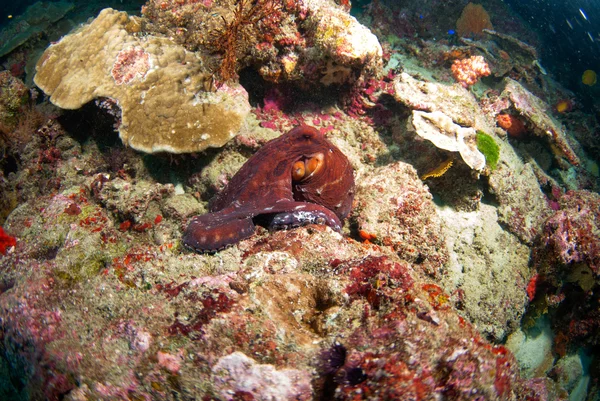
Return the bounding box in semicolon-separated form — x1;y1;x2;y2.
292;153;324;182
292;160;306;181
305;153;324;178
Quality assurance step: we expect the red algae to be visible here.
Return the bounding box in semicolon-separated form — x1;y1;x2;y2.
0;227;16;255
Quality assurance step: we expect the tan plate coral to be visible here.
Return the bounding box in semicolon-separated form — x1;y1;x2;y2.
408;110;486;171
34;8;251;154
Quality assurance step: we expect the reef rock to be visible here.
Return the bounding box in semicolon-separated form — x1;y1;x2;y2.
34;8;251;154
501;78;580;166
141;0;382;86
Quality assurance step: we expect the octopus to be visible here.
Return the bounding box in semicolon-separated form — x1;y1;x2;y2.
183;125;355;252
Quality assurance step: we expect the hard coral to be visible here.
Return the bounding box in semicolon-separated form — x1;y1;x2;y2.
502;78;580;166
451;55;491;88
456;3;493;38
34;9;251;154
0;71;29;128
143;0;382;86
409;110;486;171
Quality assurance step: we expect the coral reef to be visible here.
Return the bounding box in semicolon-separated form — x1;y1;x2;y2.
142;0;382;85
204;0;286;81
34;8;251;154
0;71;29;128
537;190;600;274
479;29;546;84
439;204;531;341
352;162;449;278
0;0;599;399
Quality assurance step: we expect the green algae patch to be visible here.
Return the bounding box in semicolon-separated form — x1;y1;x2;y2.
476;131;500;170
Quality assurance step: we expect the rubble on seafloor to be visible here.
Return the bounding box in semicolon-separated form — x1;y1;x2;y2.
0;0;599;400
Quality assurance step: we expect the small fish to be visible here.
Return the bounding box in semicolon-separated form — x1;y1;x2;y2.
448;29;455;35
582;69;597;86
587;32;594;42
566;19;573;29
579;8;588;21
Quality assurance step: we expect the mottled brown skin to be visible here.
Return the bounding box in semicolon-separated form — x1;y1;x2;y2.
183;125;355;252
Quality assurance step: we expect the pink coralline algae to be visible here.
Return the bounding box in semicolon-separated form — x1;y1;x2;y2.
541;190;600;272
451;55;491;87
212;352;312;400
111;47;150;85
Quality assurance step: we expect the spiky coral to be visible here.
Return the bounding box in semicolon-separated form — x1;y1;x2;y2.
207;0;283;81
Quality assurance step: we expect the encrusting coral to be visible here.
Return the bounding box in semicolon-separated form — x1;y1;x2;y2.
34;8;251;154
0;71;29;128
